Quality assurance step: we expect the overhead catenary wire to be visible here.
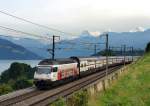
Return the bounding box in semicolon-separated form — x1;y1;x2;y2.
0;25;52;40
0;30;103;52
59;40;105;46
0;10;77;36
0;10;106;45
0;34;51;42
0;43;102;52
0;10;108;56
0;26;104;53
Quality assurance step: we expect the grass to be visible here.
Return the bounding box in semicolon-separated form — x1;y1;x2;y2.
88;54;150;106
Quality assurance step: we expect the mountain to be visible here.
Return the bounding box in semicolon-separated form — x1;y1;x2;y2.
108;29;150;49
0;38;42;59
54;31;99;58
55;29;150;58
0;35;49;58
1;29;150;58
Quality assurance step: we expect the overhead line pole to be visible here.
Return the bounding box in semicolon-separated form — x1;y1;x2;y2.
105;33;109;77
131;47;134;62
52;35;55;60
94;44;97;55
99;33;109;77
123;45;126;66
52;35;60;60
47;35;60;60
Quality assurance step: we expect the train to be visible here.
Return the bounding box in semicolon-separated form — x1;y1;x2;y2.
33;56;132;89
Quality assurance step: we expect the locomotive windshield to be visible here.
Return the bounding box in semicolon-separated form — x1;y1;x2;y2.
36;67;51;74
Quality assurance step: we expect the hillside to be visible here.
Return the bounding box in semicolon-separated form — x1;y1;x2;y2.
1;29;150;58
55;30;149;58
0;35;49;58
0;38;42;59
37;29;150;57
88;54;150;106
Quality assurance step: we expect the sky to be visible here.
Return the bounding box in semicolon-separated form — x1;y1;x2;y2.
0;0;150;38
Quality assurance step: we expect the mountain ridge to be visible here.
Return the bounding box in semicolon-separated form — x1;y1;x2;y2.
0;37;42;59
0;29;150;58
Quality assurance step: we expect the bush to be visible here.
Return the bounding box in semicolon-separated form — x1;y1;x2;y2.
0;84;13;95
9;62;25;80
0;62;36;83
26;67;36;79
12;78;33;90
94;50;115;56
0;62;35;95
145;42;150;53
51;97;66;106
0;70;10;83
67;90;88;106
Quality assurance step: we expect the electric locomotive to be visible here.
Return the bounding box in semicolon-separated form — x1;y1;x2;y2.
34;56;130;89
34;58;79;89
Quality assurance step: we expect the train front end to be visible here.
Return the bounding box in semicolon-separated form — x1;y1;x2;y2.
34;63;58;89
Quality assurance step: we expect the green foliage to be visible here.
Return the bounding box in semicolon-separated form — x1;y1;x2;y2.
50;90;88;106
88;53;150;106
12;78;33;90
50;97;66;106
96;50;115;56
67;90;88;106
145;42;150;53
0;70;10;83
9;62;25;80
27;67;36;79
0;84;13;95
0;62;36;83
0;62;36;95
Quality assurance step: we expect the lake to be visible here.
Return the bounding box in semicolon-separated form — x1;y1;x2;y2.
0;60;41;74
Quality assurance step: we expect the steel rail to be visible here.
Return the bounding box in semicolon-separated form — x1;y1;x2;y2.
32;66;122;106
14;64;124;106
0;89;44;106
0;61;131;106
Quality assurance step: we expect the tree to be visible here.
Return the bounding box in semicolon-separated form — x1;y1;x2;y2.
145;42;150;53
0;70;10;83
26;66;36;79
9;62;25;79
12;78;33;90
0;62;36;83
0;62;36;94
99;50;115;56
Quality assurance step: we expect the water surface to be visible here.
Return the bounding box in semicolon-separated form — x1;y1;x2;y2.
0;60;41;74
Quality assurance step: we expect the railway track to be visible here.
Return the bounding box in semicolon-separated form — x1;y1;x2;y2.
0;63;125;106
0;87;44;106
30;66;122;106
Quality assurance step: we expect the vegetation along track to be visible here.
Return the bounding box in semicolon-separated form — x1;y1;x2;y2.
10;64;124;106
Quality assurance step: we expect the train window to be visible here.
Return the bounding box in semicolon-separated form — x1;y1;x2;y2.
37;67;51;74
53;67;58;72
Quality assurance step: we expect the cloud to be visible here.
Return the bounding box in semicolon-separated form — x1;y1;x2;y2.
89;31;101;37
129;27;145;32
